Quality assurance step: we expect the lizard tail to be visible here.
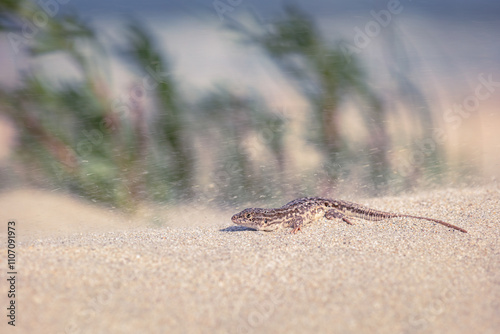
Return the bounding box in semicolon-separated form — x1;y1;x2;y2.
402;215;467;233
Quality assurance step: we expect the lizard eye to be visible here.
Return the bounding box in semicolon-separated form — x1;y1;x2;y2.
246;213;251;219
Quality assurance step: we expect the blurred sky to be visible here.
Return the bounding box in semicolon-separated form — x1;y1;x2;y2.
1;0;500;113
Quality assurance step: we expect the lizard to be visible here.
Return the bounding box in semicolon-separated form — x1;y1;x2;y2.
231;197;467;233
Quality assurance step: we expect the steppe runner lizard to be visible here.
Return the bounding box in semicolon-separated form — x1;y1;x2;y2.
231;197;467;233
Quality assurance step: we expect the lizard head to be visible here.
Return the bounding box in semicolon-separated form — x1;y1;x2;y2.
231;208;279;231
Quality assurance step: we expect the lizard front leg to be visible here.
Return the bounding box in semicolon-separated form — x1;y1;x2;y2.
290;217;305;234
325;209;354;225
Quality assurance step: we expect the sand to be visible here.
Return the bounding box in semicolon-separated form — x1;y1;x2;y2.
0;187;499;334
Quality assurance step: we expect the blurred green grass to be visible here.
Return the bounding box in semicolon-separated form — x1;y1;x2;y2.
0;2;478;209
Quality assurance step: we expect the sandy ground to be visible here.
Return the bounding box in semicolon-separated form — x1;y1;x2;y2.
0;187;499;334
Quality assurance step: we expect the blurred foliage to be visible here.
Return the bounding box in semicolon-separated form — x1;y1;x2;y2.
227;5;391;194
0;2;157;208
0;1;452;209
120;22;195;200
197;87;287;203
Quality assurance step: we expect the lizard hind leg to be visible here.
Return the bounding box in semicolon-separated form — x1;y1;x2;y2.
325;209;355;225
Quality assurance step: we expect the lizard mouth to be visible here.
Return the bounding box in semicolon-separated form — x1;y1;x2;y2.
231;216;258;230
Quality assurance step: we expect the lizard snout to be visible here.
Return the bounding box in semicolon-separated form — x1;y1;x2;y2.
231;214;241;223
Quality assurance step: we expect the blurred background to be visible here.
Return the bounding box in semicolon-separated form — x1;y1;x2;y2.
0;0;499;219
